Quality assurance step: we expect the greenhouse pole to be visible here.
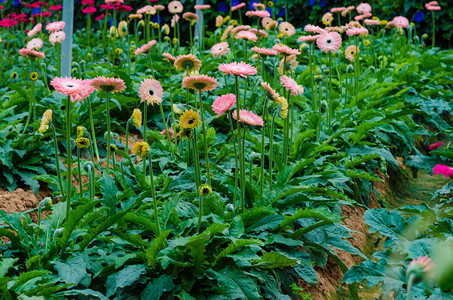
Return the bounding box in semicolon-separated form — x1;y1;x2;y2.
195;0;203;52
61;0;74;77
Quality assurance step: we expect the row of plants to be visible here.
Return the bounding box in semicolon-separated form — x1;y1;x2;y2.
0;0;452;298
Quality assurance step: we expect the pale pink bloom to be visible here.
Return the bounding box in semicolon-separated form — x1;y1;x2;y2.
428;142;443;152
281;75;304;96
364;19;380;26
218;62;257;78
27;23;42;37
51;77;85;96
212;94;236;117
356;3;372;14
211;42;230;57
236;30;257;42
355;13;372;21
346;27;369;36
251;47;277;56
139;79;163;105
134;40;157;55
326;26;342;32
304;24;327;35
137;5;152;14
316;32;342;53
171;14;180;27
105;0;124;3
154;5;165;11
194;4;210;10
331;7;346;13
231;3;246;11
232;25;251;34
49;31;66;44
70;80;95;103
46;21;65;32
279;22;296;37
162;52;176;63
245;10;270;18
426;5;441;10
342;6;355;17
248;28;268;38
182;12;199;22
393;16;409;28
232;109;263;126
298;35;319;42
26;38;43;50
182;74;218;92
168;1;183;13
91;76;126;93
19;48;45;59
261;82;279;98
408;256;435;275
272;44;301;56
426;1;438;5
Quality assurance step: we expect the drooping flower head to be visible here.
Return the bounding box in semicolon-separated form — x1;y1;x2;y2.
281;75;304;96
272;44;301;56
38;109;52;133
182;74;218;93
132;142;150;158
322;12;333;26
174;54;202;73
49;31;66;44
212;94;236;117
27;23;42;37
179;109;201;129
46;20;65;32
168;1;183;13
218;61;257;78
91;76;126;93
232;109;263;126
221;25;234;41
131;108;142;128
316;32;342;53
407;256;435;284
138;78;163;105
261;82;279;99
345;45;359;62
279;22;296;37
162;52;176;63
134;40;156;55
199;184;212;197
211;42;230;57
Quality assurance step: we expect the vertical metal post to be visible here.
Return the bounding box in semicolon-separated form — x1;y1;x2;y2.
195;0;204;50
61;0;74;77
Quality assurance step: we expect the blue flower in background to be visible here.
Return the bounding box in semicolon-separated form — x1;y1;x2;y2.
414;11;424;23
277;7;285;17
320;0;326;8
231;0;239;6
249;0;259;9
152;15;162;24
266;7;272;15
218;2;228;12
13;0;20;7
309;0;315;6
0;0;5;3
32;7;41;15
108;17;116;27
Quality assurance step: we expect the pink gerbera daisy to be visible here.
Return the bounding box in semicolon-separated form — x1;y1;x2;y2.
433;164;453;178
232;109;263;126
46;20;65;32
346;27;369;36
212;94;236;117
236;30;257;42
154;5;165;11
364;19;380;26
211;42;230;57
428;142;443;152
70;80;95;103
261;82;279;99
248;28;268;38
279;22;296;37
91;76;126;93
27;23;42;37
245;10;270;18
316;32;342;53
162;52;176;63
218;61;257;78
194;4;210;10
231;3;246;11
251;47;277;57
182;12;199;23
232;25;251;34
138;78;163;105
49;31;66;44
19;48;45;59
281;75;304;96
134;40;157;55
331;7;346;13
168;1;183;13
51;77;85;96
304;24;327;35
426;5;441;10
182;74;218;93
355;13;372;21
272;44;301;56
393;16;409;28
298;35;319;43
407;256;435;277
356;3;372;14
26;38;43;50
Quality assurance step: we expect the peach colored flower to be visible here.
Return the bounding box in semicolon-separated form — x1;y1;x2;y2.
281;75;304;96
51;77;85;96
231;3;246;11
49;31;66;44
26;38;43;50
261;82;279;99
393;16;409;28
194;4;210;10
162;52;176;63
346;27;369;36
212;94;236;117
279;22;296;37
70;80;95;103
232;25;251;34
46;21;65;32
211;42;230;57
182;74;218;92
174;54;202;73
183;12;199;23
251;47;277;56
272;44;301;56
245;10;270;18
298;35;319;43
304;24;327;35
236;30;257;42
27;23;42;37
218;61;257;78
139;78;163;105
134;40;157;55
248;28;268;38
232;109;263;126
316;32;342;53
331;7;346;13
356;3;372;14
345;45;359;62
168;1;183;13
91;76;126;93
19;48;45;59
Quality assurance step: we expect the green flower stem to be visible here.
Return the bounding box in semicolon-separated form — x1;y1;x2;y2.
77;148;82;198
159;103;176;159
197;91;211;184
87;96;101;166
22;59;35;135
227;110;239;209
87;14;91;48
147;51;155;78
50;124;65;200
406;273;415;300
269;110;279;190
197;194;203;233
111;148;117;172
432;11;435;48
126;36;131;75
189;24;193;53
309;43;316;111
328;51;333;129
317;79;322;141
57;43;61;77
260;97;268;193
87;163;94;199
105;92;112;174
125;118;130;154
234;75;246;213
65;96;72;220
167;64;178;153
143;101;147;175
192;130;202;189
157;13;162;52
243;40;248;64
148;152;161;236
38;61;51;96
354;36;359;106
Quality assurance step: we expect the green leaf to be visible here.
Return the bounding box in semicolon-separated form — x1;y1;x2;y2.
100;172;119;215
141;275;175;300
55;289;108;300
346;170;383;182
206;266;261;300
274;207;340;232
364;209;406;244
0;258;18;278
52;255;91;286
186;233;210;272
105;264;146;298
252;251;298;269
215;239;264;265
145;230;172;267
11;270;51;290
122;212;158;234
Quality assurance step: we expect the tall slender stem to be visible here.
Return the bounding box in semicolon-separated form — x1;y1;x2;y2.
142;101;147;175
148;152;161;235
234;75;245;213
88;96;101;164
227;111;239;209
328;52;333;129
160;104;176;159
51;124;65;200
197;91;211;184
105;92;112;174
77;148;82;198
260;98;268;193
65;96;72;220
